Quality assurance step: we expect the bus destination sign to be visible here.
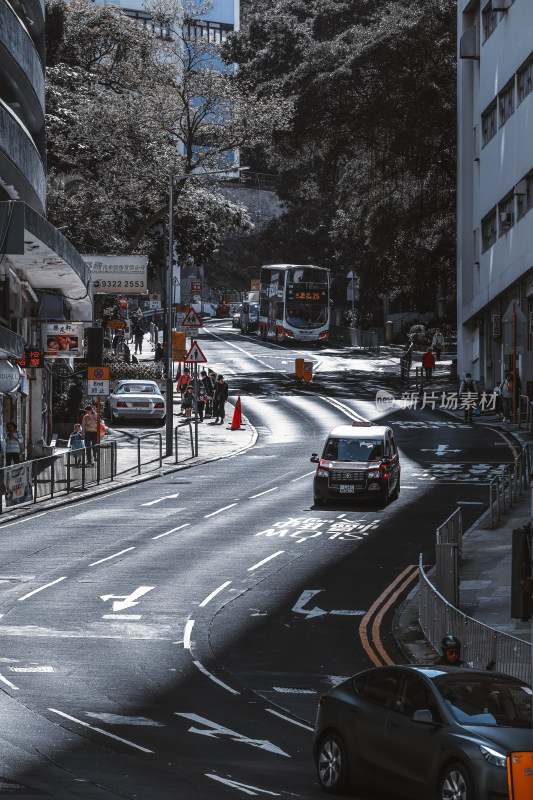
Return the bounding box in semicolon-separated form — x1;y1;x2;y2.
287;284;328;303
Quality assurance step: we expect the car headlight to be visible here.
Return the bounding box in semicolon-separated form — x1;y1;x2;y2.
367;470;381;479
317;469;329;478
480;744;507;768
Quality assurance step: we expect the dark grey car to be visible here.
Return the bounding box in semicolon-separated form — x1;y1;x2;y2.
313;665;532;799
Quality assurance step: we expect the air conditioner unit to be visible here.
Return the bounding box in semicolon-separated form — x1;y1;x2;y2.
492;314;501;338
500;211;513;227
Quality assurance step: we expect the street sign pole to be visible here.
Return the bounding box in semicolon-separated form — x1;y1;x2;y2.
166;174;174;457
194;362;199;457
97;395;101;444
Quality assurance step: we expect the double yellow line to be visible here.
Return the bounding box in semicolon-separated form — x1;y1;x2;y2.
359;565;420;666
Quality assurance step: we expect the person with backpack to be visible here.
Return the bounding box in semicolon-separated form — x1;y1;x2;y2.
459;372;478;423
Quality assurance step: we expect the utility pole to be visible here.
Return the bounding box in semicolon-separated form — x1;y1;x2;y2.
165;175;174;457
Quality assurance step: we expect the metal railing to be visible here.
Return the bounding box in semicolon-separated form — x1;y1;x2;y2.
400;343;413;385
436;506;463;558
0;442;117;514
329;326;380;351
489;446;530;528
518;394;533;431
134;432;163;475
419;554;532;682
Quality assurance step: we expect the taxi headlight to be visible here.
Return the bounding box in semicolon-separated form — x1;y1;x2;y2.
480;744;507;768
317;469;329;478
367;470;380;479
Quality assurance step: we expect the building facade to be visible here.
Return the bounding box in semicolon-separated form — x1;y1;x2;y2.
0;0;92;455
458;0;533;387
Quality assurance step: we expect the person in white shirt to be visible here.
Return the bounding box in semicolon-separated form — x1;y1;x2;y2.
431;329;445;361
5;422;24;465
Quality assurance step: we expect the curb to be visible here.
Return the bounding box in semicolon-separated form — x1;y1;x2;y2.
0;410;258;528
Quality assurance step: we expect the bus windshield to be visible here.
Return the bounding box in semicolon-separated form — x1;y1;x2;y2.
287;267;328;284
286;304;328;329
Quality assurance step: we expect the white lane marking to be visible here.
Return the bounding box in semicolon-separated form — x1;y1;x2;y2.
176;713;290;757
18;577;67;602
273;687;315;694
47;708;154;753
291;470;315;482
10;666;54;673
204;329;280;373
0;673;18;690
55;487;132;509
456;501;484;505
204;503;238;518
318;395;368;422
329;609;366;615
192;660;240;695
89;547;135;567
0;512;48;529
421;444;461;455
265;709;314;732
199;581;232;607
141;493;180;506
337;514;346;518
152;523;190;540
247;551;284;571
103;614;141;620
250;487;278;498
206;774;281;796
184;619;194;649
100;586;154;612
292;589;326;619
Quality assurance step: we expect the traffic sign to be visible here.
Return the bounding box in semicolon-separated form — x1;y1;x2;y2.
88;367;110;380
184;341;207;363
88;379;110;396
182;308;202;327
191;281;203;293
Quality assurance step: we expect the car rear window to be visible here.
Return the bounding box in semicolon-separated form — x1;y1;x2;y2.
119;384;158;394
433;674;532;728
324;438;382;462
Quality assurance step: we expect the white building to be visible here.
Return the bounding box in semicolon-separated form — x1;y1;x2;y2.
458;0;533;388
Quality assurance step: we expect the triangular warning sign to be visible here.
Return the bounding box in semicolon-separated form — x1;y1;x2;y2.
182;308;202;326
184;341;207;363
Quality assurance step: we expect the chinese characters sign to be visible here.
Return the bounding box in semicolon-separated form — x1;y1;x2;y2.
42;323;84;358
287;283;328;303
82;254;148;295
16;348;44;368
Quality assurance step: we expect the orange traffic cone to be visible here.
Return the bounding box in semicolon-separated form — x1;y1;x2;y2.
230;397;243;430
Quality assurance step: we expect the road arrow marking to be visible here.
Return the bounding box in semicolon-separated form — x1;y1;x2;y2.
100;586;154;612
142;493;180;506
421;444;461;455
292;589;327;619
206;774;281;796
176;713;290;758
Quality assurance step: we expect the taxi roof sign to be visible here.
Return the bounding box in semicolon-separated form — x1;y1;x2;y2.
184;341;207;363
351;419;372;426
182;308;202;327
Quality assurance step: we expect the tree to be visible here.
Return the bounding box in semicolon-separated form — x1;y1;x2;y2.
45;0;286;262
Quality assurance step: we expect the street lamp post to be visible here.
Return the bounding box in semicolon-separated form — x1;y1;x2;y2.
165;166;248;457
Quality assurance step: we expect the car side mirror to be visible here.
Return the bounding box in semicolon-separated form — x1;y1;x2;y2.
310;454;319;463
412;709;434;724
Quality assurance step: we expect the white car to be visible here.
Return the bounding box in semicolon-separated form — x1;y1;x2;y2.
107;380;165;425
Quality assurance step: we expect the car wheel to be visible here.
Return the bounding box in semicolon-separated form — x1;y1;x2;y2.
110;412;117;425
157;416;166;427
380;486;389;508
391;475;400;500
437;762;475;800
314;496;325;507
317;732;350;794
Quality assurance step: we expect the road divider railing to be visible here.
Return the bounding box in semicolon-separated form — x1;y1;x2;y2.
489;446;530;529
0;442;117;515
400;343;413;385
419;552;532;682
518;393;533;431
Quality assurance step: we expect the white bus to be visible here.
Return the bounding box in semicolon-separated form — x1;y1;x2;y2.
258;264;330;344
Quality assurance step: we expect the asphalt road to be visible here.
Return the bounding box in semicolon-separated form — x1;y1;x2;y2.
0;323;514;799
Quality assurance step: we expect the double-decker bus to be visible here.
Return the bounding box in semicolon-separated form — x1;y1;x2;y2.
258;264;330;344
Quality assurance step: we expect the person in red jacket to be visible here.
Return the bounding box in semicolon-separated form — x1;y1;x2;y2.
422;348;436;384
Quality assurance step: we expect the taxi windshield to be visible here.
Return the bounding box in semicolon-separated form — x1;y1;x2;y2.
324;438;382;462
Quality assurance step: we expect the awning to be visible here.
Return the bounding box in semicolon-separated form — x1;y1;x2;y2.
0;201;93;320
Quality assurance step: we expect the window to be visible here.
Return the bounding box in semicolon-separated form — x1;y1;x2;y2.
482;208;497;251
353;670;401;710
498;194;514;235
518;56;533;104
125;10;172;39
185;20;233;44
323;438;383;462
482;102;497;145
517;174;533;218
499;81;514;126
396;676;441;722
482;3;498;41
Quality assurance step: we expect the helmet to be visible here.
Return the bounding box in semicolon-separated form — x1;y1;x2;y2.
441;634;461;654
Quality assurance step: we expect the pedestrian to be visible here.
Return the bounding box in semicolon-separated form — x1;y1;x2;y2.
81;405;98;466
501;372;513;422
5;421;24;465
492;380;502;414
112;331;124;354
431;329;445;361
133;321;144;355
201;369;214;417
181;385;196;420
154;342;164;363
177;368;191;400
197;385;206;422
213;374;229;424
149;320;155;348
459;372;478;423
422;347;436;384
435;635;470;667
68;422;85;466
